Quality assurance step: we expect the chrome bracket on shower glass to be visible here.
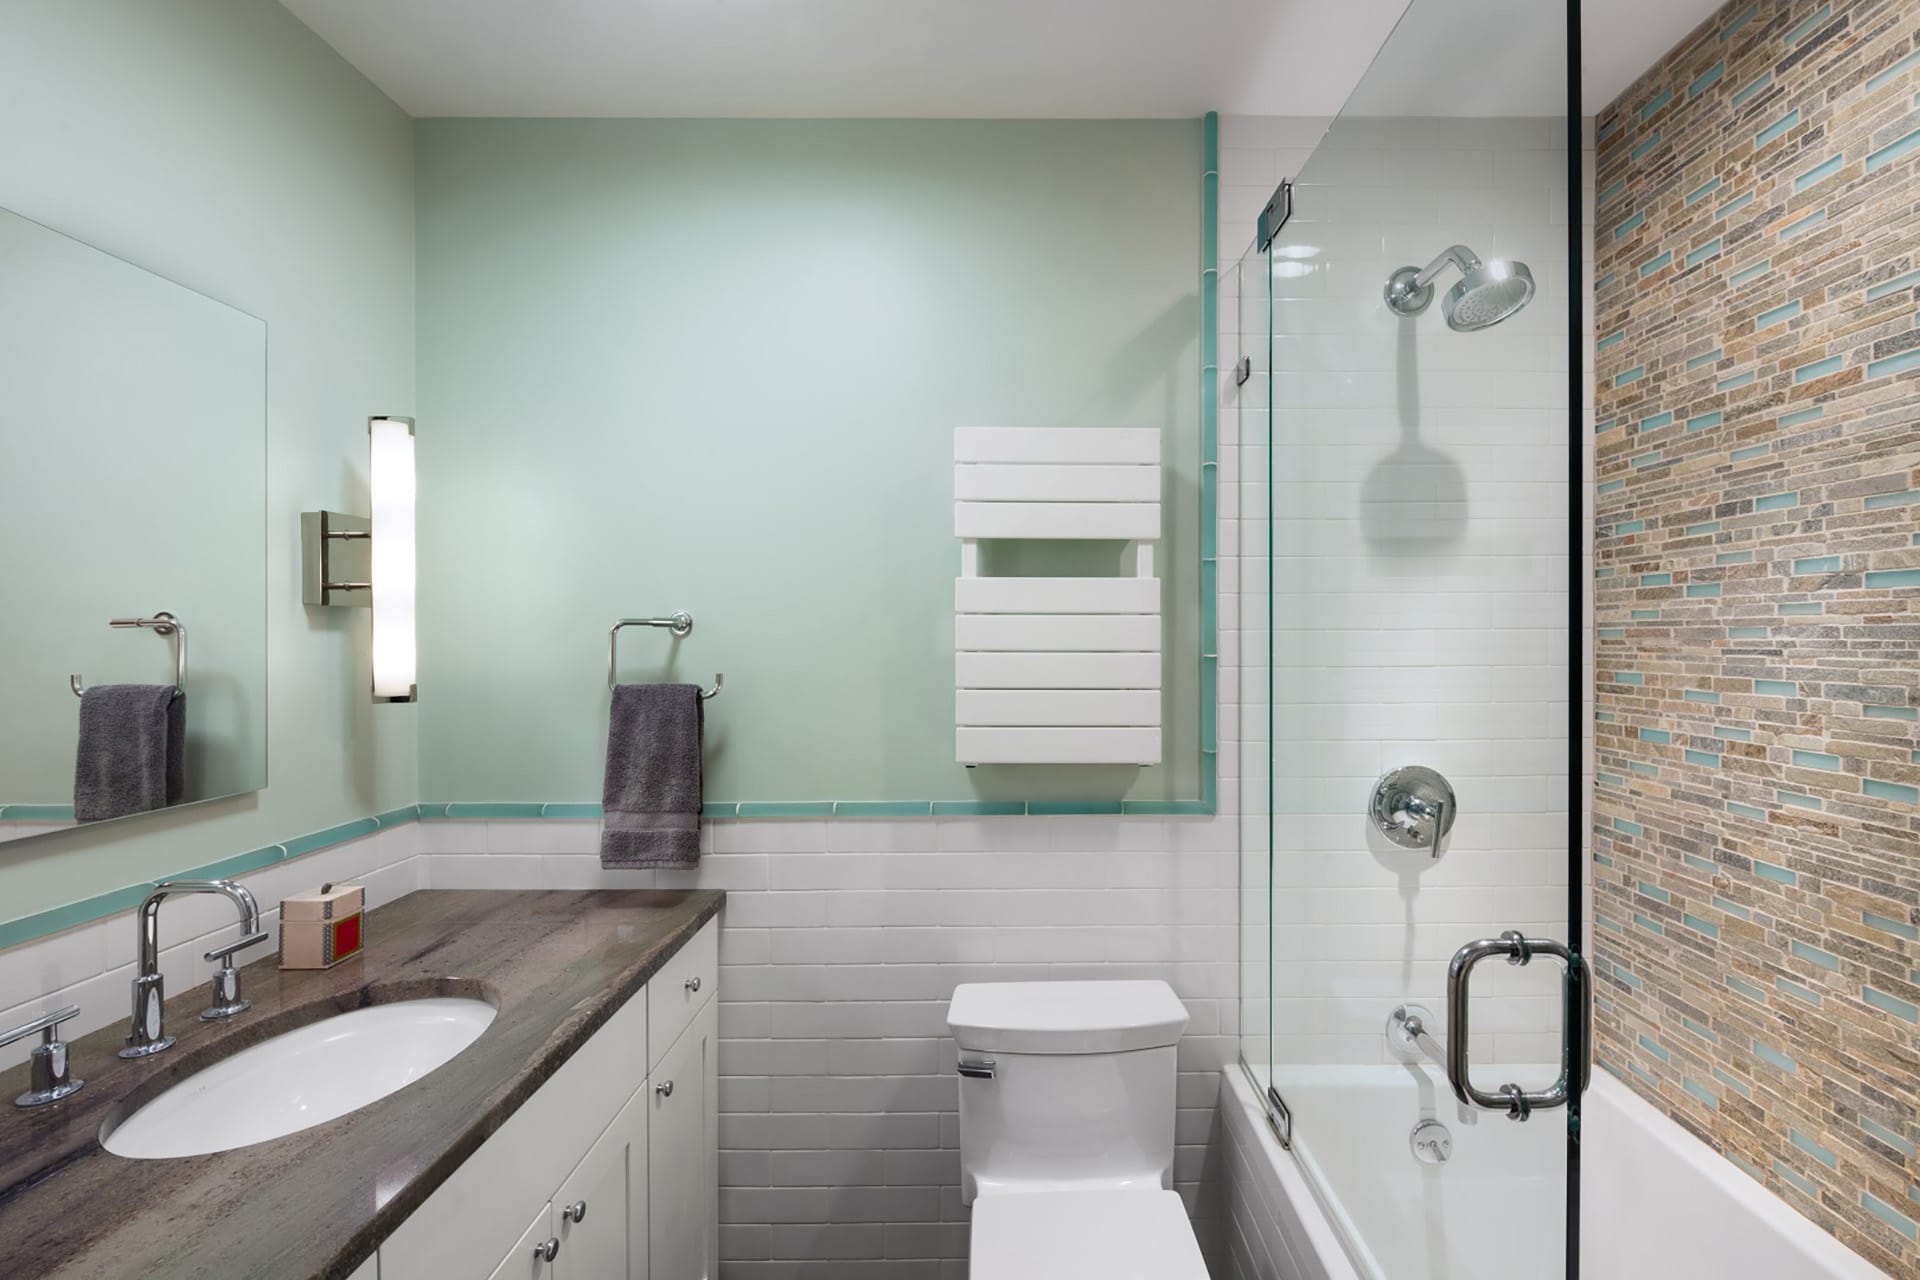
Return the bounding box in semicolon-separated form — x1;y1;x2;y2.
1256;180;1293;252
1445;931;1591;1122
1265;1083;1293;1149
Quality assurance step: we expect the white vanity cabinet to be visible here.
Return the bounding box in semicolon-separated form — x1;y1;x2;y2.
488;1203;559;1280
648;1000;713;1280
378;918;718;1280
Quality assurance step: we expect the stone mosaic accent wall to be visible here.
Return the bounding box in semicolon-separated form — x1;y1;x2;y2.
1593;1;1920;1271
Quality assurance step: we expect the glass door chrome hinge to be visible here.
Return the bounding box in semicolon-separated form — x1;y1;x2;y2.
1266;1084;1294;1149
1257;180;1294;253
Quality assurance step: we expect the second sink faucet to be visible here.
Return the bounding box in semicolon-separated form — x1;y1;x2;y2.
120;879;269;1060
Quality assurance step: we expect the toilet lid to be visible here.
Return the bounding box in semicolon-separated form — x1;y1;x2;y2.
971;1188;1208;1280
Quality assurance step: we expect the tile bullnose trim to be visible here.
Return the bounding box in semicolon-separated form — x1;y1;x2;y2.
0;806;422;954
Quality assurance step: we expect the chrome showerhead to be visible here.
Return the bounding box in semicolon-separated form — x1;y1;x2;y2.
1384;244;1536;331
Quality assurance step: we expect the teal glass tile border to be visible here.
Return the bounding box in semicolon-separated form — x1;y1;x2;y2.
441;802;545;820
931;800;1027;816
0;804;424;953
540;802;604;818
735;802;836;818
0;804;76;821
832;801;935;818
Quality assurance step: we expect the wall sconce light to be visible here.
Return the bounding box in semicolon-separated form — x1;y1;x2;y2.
301;416;417;703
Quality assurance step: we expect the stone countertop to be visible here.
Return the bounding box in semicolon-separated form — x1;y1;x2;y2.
0;888;724;1279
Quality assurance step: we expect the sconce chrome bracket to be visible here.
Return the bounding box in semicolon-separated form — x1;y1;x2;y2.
301;510;372;608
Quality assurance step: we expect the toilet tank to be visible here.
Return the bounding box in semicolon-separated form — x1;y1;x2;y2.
947;980;1190;1203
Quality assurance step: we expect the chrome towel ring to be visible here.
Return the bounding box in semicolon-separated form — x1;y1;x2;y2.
71;612;187;697
607;612;722;699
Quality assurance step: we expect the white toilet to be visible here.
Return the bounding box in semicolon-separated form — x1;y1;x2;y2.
946;979;1208;1279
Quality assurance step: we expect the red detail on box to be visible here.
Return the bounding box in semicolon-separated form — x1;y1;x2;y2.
331;913;363;961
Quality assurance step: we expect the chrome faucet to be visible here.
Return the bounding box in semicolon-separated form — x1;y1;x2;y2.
120;879;268;1059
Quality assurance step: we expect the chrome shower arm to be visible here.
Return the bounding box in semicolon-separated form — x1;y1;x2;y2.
1411;245;1483;289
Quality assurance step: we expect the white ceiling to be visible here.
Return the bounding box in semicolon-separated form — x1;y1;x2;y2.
1587;0;1727;110
277;0;1727;121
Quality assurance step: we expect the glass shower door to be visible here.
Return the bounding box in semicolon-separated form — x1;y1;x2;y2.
1238;0;1584;1276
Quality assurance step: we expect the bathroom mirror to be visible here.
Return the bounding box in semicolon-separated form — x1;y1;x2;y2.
0;206;267;845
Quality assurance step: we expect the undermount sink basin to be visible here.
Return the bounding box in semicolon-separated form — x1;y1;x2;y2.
102;997;496;1159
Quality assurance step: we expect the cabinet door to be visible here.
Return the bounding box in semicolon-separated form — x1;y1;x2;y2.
648;1002;714;1280
487;1202;556;1280
556;1077;650;1279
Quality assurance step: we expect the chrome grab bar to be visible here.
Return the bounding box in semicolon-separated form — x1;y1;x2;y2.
1445;930;1591;1121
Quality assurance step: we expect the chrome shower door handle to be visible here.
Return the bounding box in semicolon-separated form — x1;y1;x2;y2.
1445;930;1590;1121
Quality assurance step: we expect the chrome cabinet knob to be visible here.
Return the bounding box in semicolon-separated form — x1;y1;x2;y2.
684;976;701;993
532;1237;560;1263
656;1079;674;1098
563;1200;587;1224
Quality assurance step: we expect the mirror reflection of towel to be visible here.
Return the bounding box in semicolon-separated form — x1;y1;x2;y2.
74;685;184;822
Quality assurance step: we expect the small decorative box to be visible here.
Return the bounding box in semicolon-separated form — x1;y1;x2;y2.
279;882;365;969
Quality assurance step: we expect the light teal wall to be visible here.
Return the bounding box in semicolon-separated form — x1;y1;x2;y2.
0;0;418;920
1;208;267;810
416;119;1201;806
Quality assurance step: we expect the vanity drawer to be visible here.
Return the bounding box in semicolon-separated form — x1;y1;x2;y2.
649;918;717;1073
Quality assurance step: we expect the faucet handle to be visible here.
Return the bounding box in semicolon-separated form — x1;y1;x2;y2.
204;931;270;964
200;930;270;1023
0;1004;80;1049
2;1005;85;1108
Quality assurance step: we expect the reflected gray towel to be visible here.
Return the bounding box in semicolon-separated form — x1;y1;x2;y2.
601;683;703;869
74;684;184;822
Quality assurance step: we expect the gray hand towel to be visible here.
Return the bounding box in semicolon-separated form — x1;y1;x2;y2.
74;684;185;822
601;683;703;868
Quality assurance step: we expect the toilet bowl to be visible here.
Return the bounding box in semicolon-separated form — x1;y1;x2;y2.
946;980;1208;1279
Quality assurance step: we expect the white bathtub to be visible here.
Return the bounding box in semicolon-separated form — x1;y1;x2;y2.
1219;1065;1892;1280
